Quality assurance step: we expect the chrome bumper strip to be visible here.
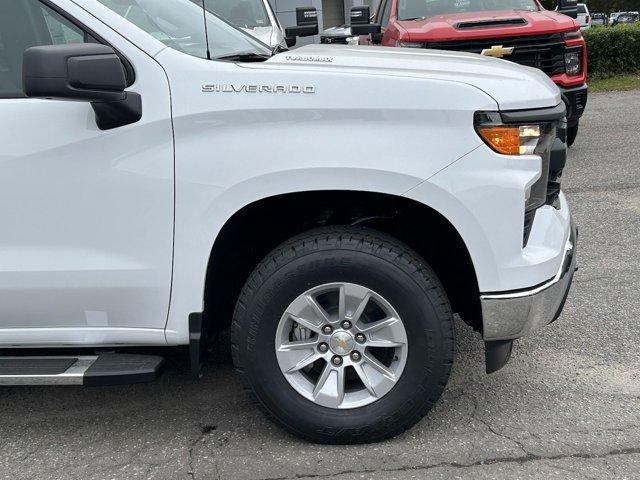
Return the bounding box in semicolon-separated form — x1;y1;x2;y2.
480;223;577;341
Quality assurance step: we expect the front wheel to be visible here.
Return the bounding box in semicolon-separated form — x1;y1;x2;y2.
567;123;579;147
231;227;454;444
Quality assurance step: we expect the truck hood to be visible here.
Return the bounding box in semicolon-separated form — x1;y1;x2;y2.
398;9;579;41
267;44;560;110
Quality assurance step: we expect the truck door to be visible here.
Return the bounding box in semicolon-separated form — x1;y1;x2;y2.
0;0;174;344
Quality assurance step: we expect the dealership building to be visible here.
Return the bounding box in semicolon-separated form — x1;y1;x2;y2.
272;0;377;42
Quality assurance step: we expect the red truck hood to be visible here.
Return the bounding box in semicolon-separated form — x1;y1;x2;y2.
398;9;579;42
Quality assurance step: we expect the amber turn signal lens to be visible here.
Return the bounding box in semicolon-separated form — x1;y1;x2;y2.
477;126;520;155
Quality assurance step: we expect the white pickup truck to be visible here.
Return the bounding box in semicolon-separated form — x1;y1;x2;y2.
0;0;577;444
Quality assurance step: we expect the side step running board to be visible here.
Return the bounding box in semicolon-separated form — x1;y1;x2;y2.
0;353;164;386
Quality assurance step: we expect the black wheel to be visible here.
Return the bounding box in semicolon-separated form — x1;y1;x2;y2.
567;123;579;147
231;227;454;444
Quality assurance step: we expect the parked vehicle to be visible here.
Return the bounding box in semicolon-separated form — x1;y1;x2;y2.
0;0;576;444
320;2;379;45
610;11;639;24
320;24;358;45
354;0;588;147
591;13;607;26
612;12;640;26
576;3;590;29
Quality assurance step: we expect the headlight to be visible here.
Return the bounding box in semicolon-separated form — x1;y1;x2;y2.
475;113;545;156
346;36;360;45
397;41;424;48
475;111;557;211
564;48;582;76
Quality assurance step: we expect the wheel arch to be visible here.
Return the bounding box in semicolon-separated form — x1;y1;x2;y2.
201;190;482;343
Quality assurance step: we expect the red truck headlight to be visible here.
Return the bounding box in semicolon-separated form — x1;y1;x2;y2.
564;48;582;76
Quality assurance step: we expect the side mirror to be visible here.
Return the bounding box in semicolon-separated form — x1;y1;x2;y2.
285;36;297;48
285;7;319;38
23;44;141;130
350;6;382;35
556;0;578;19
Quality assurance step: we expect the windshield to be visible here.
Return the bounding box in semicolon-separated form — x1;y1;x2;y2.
203;0;271;29
96;0;272;59
398;0;540;21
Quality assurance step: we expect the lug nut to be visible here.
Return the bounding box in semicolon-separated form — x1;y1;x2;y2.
332;355;343;366
355;333;366;343
322;325;333;335
341;320;352;330
350;351;361;362
318;342;329;353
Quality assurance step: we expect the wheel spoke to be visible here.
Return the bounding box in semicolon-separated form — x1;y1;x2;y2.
277;347;321;373
356;316;400;334
338;284;371;322
352;362;377;397
359;316;406;348
362;352;396;380
354;359;397;398
365;338;404;348
313;363;346;408
304;294;332;325
285;293;330;332
278;339;318;351
288;314;323;335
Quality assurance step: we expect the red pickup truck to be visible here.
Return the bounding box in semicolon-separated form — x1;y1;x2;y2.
354;0;587;145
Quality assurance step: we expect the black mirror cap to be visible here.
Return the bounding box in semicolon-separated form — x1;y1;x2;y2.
296;6;318;27
23;44;126;102
351;24;381;35
350;6;371;25
285;36;297;48
285;24;318;38
556;0;578;19
285;6;318;37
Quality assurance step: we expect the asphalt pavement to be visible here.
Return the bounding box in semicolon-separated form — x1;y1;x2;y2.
1;91;639;480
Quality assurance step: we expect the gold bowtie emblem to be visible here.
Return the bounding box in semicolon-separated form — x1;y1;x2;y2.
481;45;515;58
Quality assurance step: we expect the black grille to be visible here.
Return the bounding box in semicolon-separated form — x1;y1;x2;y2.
428;34;566;76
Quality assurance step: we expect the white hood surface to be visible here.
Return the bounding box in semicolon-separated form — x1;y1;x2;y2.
268;44;561;111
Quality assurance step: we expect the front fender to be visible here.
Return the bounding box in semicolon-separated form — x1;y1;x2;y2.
158;47;494;343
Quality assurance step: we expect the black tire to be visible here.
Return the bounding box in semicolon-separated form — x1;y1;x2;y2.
567;123;579;147
231;227;454;444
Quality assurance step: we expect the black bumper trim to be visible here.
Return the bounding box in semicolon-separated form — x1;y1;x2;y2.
560;84;588;125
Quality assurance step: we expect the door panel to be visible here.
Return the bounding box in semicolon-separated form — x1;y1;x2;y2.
0;0;174;339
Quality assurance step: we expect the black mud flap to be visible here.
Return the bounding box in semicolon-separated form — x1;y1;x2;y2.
485;340;514;374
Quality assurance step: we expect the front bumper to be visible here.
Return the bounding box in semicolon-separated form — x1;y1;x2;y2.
559;84;588;126
480;221;578;342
